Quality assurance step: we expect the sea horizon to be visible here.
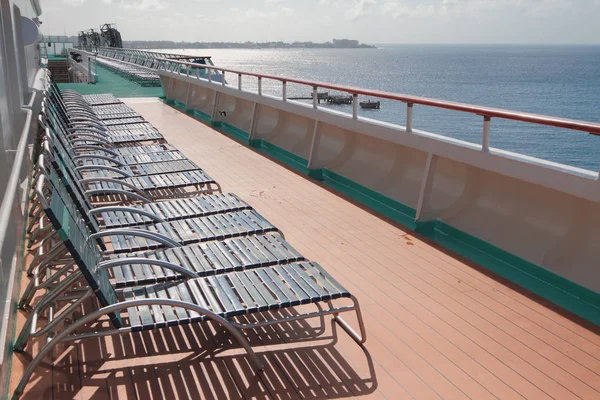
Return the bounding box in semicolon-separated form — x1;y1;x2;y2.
160;45;600;171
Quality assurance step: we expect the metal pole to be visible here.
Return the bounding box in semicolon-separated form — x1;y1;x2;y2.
258;77;262;95
313;86;318;109
238;73;242;90
282;81;287;101
196;67;199;79
208;67;212;83
352;94;358;119
482;116;491;152
222;71;225;86
406;103;414;133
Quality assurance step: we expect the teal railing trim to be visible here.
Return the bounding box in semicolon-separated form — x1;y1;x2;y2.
177;103;600;326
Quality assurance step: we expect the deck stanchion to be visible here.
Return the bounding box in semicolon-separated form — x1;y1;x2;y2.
258;77;262;95
482;116;491;152
352;94;358;119
406;103;414;132
208;67;212;83
282;81;287;102
238;73;242;90
222;71;225;86
313;86;318;109
196;67;199;79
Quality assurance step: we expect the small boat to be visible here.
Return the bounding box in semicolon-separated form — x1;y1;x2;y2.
360;99;380;109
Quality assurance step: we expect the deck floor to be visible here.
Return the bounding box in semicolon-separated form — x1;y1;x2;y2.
10;98;600;399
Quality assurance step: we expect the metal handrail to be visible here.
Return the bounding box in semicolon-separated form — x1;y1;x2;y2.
0;109;32;255
156;57;600;137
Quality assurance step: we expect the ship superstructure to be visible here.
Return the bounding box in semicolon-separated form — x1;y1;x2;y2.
1;1;599;399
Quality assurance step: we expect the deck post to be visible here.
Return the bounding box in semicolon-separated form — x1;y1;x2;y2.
222;71;226;86
211;92;221;123
482;116;491;152
258;77;262;95
249;102;259;143
282;81;287;102
165;77;173;102
208;67;212;83
352;94;358;119
307;120;320;170
238;74;242;90
415;152;438;230
406;103;414;132
313;86;318;109
184;82;192;111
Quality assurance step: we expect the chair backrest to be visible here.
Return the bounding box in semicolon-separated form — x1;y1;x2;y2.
42;176;122;328
41;134;102;234
41;154;105;249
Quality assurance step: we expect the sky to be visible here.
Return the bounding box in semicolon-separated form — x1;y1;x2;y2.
41;0;600;44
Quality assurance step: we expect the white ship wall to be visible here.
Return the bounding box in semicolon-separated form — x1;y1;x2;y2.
160;72;600;304
0;0;44;390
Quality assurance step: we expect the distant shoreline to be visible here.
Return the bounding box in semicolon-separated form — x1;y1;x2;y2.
120;40;376;50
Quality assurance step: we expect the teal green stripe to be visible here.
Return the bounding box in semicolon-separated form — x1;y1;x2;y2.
320;169;417;229
214;122;250;142
251;140;309;173
180;106;600;326
426;221;600;323
2;187;33;400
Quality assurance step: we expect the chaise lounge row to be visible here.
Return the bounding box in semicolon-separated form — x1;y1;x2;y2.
11;75;366;398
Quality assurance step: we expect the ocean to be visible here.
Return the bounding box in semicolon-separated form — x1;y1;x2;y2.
163;45;600;172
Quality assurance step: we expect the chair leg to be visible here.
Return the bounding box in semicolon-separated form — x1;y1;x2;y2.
19;262;75;309
14;273;85;352
333;295;367;345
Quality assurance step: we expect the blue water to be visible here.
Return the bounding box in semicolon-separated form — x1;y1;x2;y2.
167;45;600;171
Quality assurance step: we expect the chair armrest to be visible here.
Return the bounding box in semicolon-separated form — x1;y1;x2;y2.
89;206;165;223
89;228;181;248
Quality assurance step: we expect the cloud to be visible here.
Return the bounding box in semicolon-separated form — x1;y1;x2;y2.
382;1;436;18
122;0;167;11
228;4;293;20
62;0;89;5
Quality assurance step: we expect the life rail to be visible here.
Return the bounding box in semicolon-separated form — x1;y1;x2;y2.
155;57;600;138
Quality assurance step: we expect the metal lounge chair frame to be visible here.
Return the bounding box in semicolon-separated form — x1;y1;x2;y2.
21;173;300;308
12;187;366;398
39;128;222;200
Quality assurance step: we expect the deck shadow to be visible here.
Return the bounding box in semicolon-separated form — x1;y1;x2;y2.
18;305;376;399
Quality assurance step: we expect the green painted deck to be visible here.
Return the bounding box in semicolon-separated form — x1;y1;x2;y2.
57;65;164;98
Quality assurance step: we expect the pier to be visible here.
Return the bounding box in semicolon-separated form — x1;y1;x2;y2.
288;91;353;105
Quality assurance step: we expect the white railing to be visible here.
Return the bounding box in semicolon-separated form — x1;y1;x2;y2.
156;57;600;166
67;48;97;83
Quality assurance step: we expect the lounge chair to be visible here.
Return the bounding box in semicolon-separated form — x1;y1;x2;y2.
21;171;301;307
32;172;280;255
12;184;365;398
40;129;221;200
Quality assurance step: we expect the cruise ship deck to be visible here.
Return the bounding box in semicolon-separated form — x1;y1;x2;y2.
9;97;600;399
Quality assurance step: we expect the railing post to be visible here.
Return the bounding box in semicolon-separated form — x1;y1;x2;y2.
238;73;242;90
222;71;225;86
307;120;320;169
482;116;491;152
282;81;287;102
208;67;212;83
406;103;414;132
258;77;262;95
415;153;438;224
352;94;358;119
196;67;199;79
186;65;189;77
313;86;318;109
